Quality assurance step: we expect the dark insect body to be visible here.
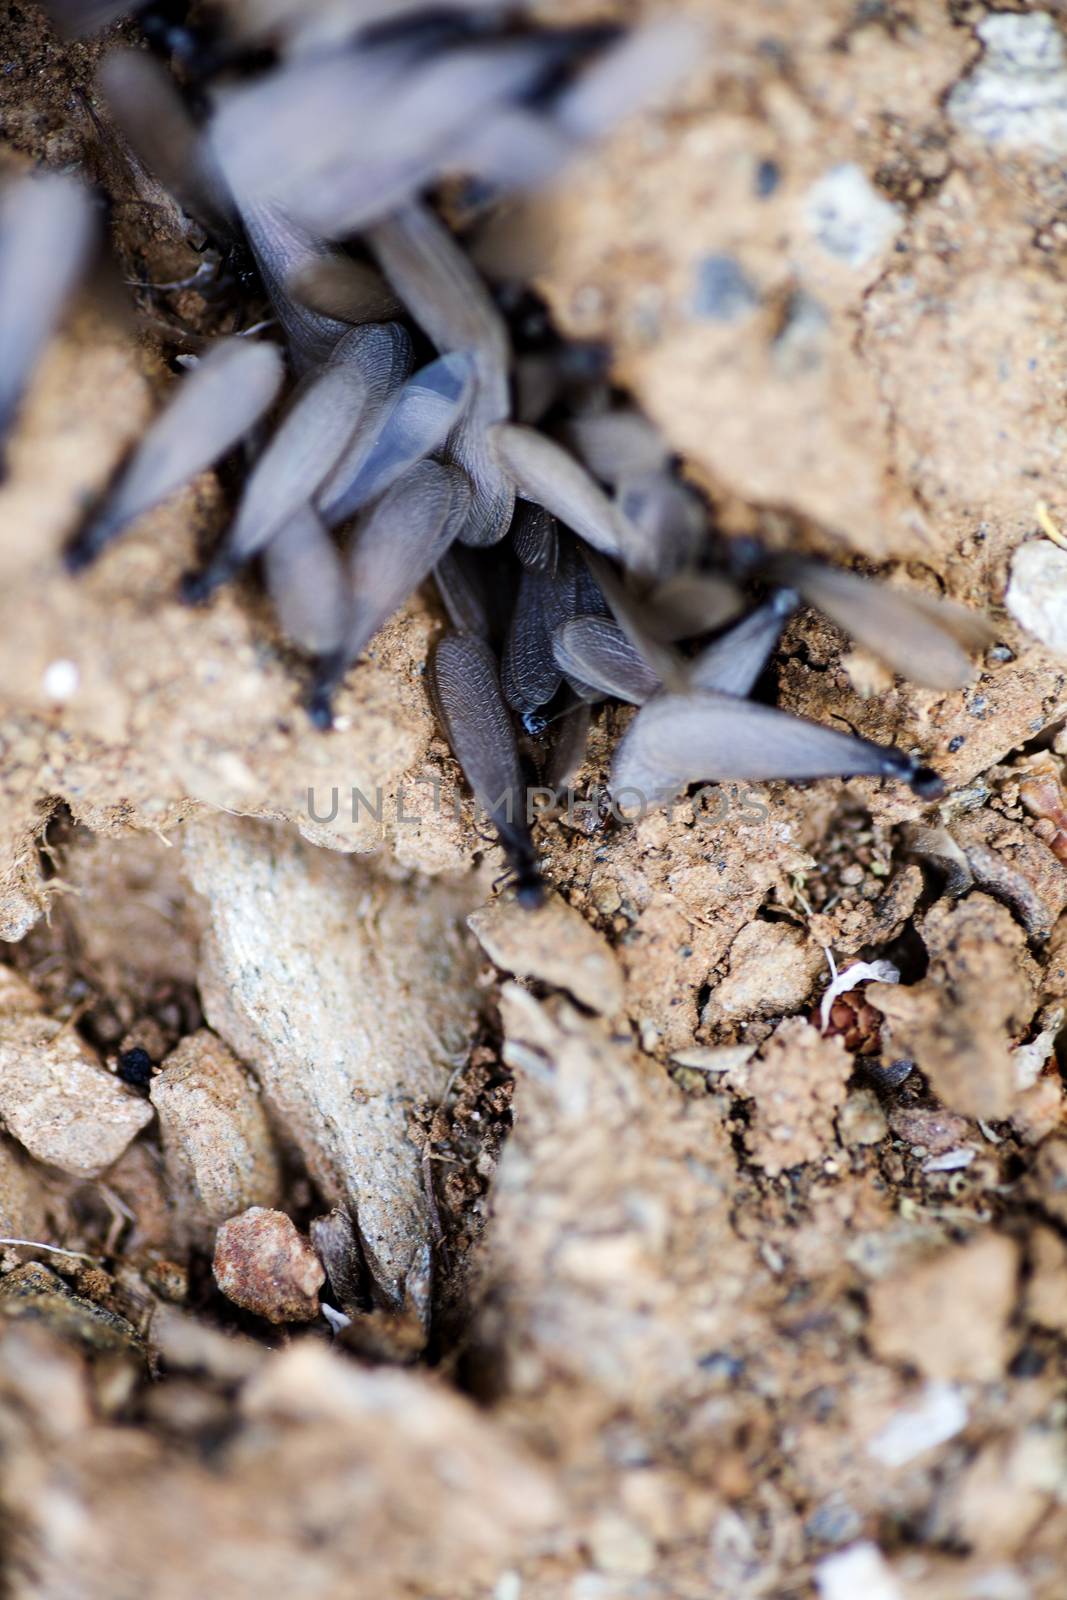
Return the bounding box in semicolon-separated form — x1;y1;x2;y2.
430;631;546;908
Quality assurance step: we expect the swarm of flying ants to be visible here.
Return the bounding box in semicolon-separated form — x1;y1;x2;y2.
0;0;994;906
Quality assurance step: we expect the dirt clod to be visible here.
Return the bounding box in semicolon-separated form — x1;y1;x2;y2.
743;1018;852;1175
867;1233;1020;1383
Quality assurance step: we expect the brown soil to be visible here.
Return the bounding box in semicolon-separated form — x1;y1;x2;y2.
2;4;1067;1598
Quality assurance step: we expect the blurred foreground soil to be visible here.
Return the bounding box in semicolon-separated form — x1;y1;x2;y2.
2;3;1067;1598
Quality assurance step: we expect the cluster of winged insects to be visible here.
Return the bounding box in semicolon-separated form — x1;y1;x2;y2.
0;0;994;906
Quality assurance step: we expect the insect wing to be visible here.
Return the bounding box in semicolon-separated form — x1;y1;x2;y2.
614;690;935;796
771;556;992;690
687;595;796;696
430;630;526;837
488;422;640;564
0;173;96;445
71;337;284;565
343;458;469;662
553;615;661;705
321;349;474;524
265;505;348;655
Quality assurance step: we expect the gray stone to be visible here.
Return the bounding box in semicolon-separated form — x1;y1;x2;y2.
693;254;759;321
183;816;480;1322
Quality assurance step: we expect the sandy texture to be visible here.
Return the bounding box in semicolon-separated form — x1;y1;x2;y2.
468;893;624;1014
3;3;1067;1598
0;1335;559;1600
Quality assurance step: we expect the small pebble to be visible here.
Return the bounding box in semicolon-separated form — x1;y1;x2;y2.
588;1512;655;1578
41;659;79;701
754;157;780;196
590;876;621;915
837;1088;888;1147
693;253;759;321
816;1542;902;1600
117;1046;154;1091
1006;540;1067;655
0;1014;153;1179
143;1258;189;1304
468;895;624;1015
804;164;901;267
213;1207;325;1324
151;1030;282;1249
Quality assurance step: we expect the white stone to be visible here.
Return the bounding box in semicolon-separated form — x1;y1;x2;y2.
1006;539;1067;655
587;1512;655;1578
867;1381;968;1468
816;1543;903;1600
949;14;1067;156
183;816;480;1321
41;659;79;701
804;164;901;268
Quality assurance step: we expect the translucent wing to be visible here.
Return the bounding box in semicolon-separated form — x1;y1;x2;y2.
210;125;356;372
290;39;574;235
511;503;559;575
767;556;994;690
343;459;470;663
431;635;521;813
553;616;661;705
451;105;575;194
308;459;470;724
543;700;592;793
217;325;414;584
581;550;685;691
430;630;541;900
69;338;284;568
367;202;514;546
611;690;942;807
687;594;797;696
228;0;501;46
637;570;743;642
0;172;96;451
286;255;400;325
564;410;668;484
450;411;516;548
555;18;701;142
365;200;509;418
488;423;640;564
502;569;565;715
320;349;474;526
210;38;561;235
617;471;708;580
264;506;348;656
434;544;495;640
205;46;416;205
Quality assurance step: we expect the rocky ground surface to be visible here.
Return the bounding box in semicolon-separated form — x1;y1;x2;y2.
3;2;1067;1597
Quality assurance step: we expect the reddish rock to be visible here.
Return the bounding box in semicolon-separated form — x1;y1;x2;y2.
212;1208;325;1325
